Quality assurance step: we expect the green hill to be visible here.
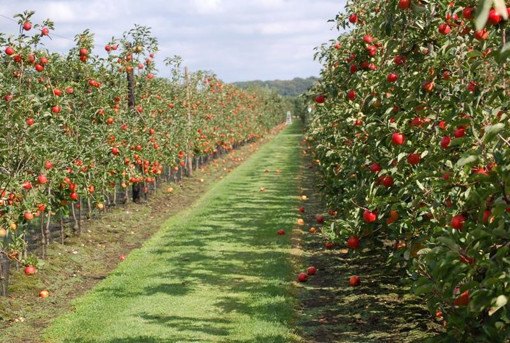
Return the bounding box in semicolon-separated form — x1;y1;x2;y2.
232;76;319;97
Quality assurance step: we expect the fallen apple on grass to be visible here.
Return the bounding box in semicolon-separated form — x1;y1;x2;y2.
307;266;317;275
298;272;308;282
349;276;360;286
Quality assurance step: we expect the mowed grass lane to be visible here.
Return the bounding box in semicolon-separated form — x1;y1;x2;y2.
43;123;303;343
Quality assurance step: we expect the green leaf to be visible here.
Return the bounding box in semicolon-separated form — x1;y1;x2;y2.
488;295;508;316
437;237;458;251
457;155;479;167
475;0;493;30
484;123;505;141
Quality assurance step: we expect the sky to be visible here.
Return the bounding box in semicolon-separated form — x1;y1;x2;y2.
0;0;346;83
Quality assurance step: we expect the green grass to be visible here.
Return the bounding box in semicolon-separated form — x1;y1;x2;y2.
43;123;303;343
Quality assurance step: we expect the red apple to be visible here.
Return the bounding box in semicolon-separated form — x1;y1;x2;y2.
451;215;466;230
24;212;34;221
399;0;411;10
39;290;50;298
45;161;53;169
407;153;421;165
440;136;451;149
41;27;49;35
370;162;381;173
52;106;61;114
392;132;405;145
315;94;326;103
277;229;285;236
37;175;48;184
381;176;394;188
23;22;32;31
347;90;357;101
463;7;474;19
487;9;501;26
349;275;361;286
307;266;317;275
317;216;324;224
298;207;305;213
453;290;470;306
394;55;406;65
26;118;35;126
347;236;360;249
348;13;358;24
24;265;37;275
387;73;398;83
438;23;451;35
363;35;373;43
298;272;308;282
119;254;126;261
363;210;377;223
5;46;14;55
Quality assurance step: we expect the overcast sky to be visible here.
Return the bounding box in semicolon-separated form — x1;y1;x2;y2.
0;0;345;83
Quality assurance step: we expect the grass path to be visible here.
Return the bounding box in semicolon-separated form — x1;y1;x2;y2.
43;124;303;343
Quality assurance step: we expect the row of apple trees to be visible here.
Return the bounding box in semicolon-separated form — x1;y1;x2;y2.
306;0;509;341
0;11;286;295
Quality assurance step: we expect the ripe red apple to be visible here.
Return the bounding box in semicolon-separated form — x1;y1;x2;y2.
317;216;324;224
394;55;406;65
399;0;411;10
392;132;405;145
347;90;357;101
463;7;474;19
277;229;285;236
438;23;451;35
37;175;48;184
363;209;377;223
39;290;50;298
52;106;61;114
363;35;373;43
350;64;358;74
298;272;308;282
26;118;35;126
307;266;317;275
381;176;394;188
487;9;501;25
453;290;470;306
366;45;377;56
35;64;44;72
119;254;126;261
347;236;360;249
454;127;466;138
24;212;34;221
70;192;79;200
23;22;32;31
298;207;305;213
45;161;53;169
387;73;398;83
466;82;477;92
370;162;381;173
5;46;14;55
348;13;358;24
24;265;37;275
440;136;451;149
407;153;421;165
325;242;334;249
41;27;49;35
349;275;361;286
315;95;326;103
22;181;32;190
451;215;466;230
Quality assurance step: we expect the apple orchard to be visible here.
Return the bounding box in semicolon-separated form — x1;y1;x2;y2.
306;0;509;341
0;12;286;295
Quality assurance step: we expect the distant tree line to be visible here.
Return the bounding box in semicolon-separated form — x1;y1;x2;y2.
232;76;319;97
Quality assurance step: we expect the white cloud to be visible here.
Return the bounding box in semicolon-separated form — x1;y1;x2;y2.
0;0;345;82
